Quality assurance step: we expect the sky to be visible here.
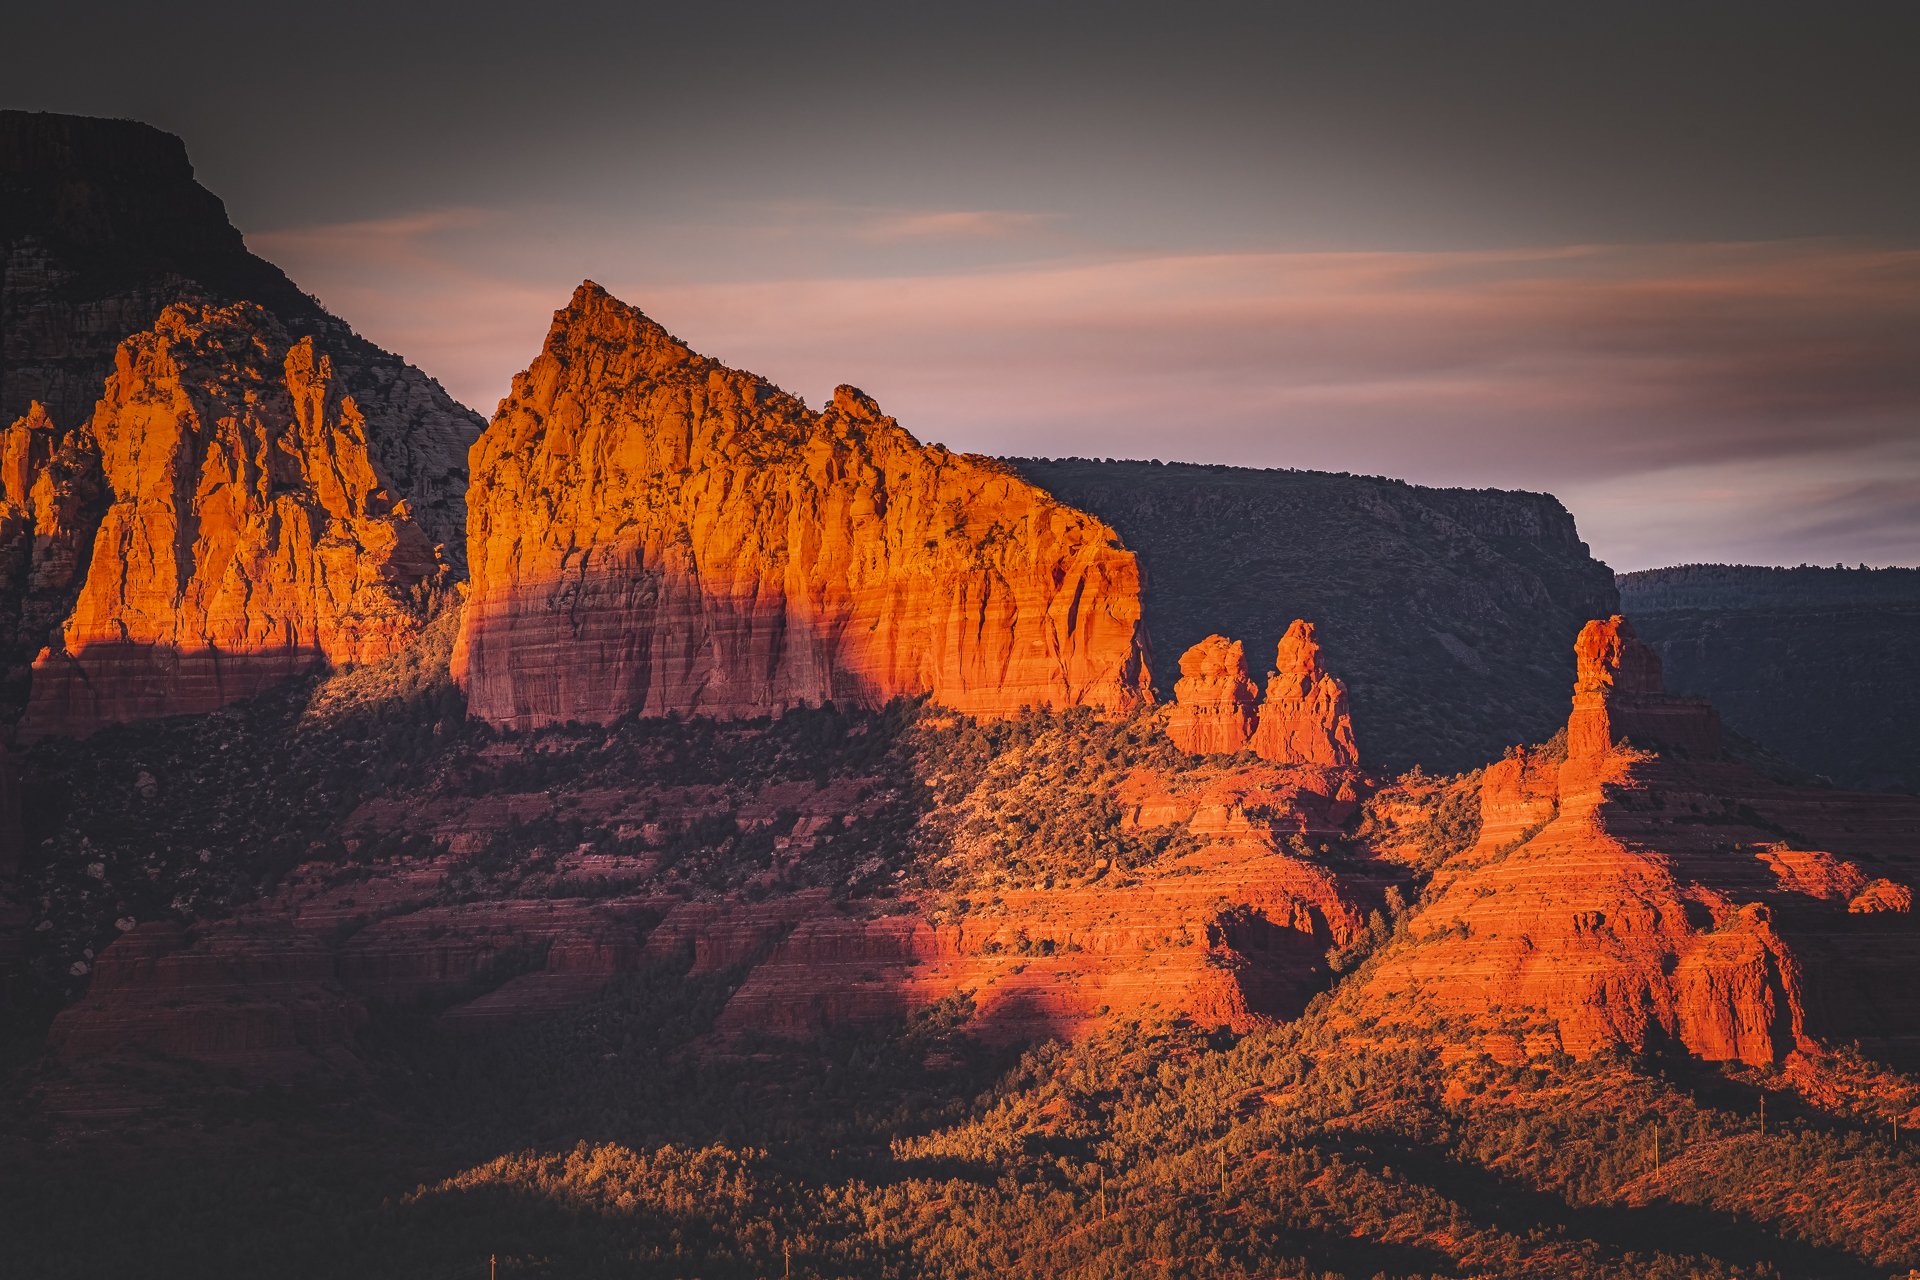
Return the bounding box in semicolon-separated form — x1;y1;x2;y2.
11;1;1920;569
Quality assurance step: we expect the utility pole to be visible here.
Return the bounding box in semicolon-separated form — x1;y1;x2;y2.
490;1254;497;1280
784;1239;791;1278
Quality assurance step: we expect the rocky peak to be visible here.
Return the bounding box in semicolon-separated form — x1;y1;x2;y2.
0;401;103;697
1164;635;1261;755
1568;614;1720;759
0;111;482;562
19;300;440;738
454;284;1151;728
1574;614;1664;696
1166;620;1359;766
1251;620;1360;766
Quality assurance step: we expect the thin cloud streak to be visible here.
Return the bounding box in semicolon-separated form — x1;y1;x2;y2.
256;213;1920;569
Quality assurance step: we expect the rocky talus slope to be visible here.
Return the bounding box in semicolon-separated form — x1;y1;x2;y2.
1166;620;1359;766
455;283;1151;728
1012;458;1620;773
0;109;481;582
1621;564;1920;792
18;302;443;738
1346;615;1920;1069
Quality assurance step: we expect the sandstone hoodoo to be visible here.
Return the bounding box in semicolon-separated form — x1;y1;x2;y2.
454;282;1152;727
19;301;442;738
1163;634;1260;754
1568;613;1721;759
1166;620;1359;766
1343;615;1920;1070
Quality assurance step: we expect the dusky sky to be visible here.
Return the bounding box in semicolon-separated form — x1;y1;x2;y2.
12;1;1918;568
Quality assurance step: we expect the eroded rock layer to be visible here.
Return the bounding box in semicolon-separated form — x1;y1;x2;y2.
1343;618;1920;1069
19;302;440;737
455;283;1151;726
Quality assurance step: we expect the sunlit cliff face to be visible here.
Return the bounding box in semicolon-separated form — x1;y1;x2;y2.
452;283;1151;729
19;302;443;739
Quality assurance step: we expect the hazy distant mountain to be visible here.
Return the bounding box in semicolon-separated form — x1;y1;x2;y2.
1622;563;1920;792
1010;458;1620;773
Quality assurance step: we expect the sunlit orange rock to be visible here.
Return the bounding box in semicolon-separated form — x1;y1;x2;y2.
1164;634;1259;754
0;401;105;669
454;283;1151;727
1167;621;1360;766
1342;616;1920;1070
1250;620;1360;766
19;302;441;737
1568;614;1720;759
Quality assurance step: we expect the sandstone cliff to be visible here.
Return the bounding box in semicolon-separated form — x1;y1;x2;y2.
1342;616;1919;1069
455;283;1151;727
1166;621;1359;766
0;110;480;570
19;302;441;737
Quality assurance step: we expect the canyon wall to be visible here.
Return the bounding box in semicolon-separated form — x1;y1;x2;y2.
19;302;442;737
1621;564;1920;792
455;283;1151;727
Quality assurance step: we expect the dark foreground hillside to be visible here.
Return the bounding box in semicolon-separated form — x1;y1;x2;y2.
1621;565;1920;793
1011;459;1619;774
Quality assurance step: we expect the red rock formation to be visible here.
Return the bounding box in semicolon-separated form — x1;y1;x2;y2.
1568;615;1720;759
1341;617;1920;1070
1;111;482;562
19;302;441;737
1250;621;1360;766
1169;622;1359;765
47;920;366;1077
0;401;104;670
454;283;1151;728
1163;635;1259;754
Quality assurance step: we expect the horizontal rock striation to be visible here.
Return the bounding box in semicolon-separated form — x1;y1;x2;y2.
20;302;442;737
1342;616;1920;1069
455;283;1151;727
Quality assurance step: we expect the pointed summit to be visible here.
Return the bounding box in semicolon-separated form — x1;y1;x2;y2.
455;284;1150;727
1250;621;1360;766
1567;615;1720;758
1165;621;1359;766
